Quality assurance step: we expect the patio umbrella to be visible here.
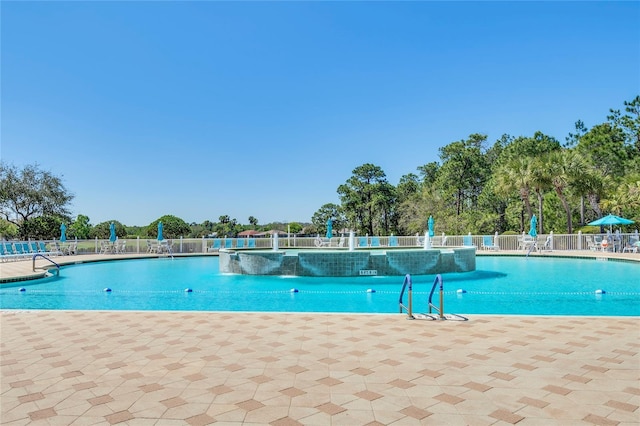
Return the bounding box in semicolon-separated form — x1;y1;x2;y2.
157;221;163;241
588;214;635;233
60;223;67;242
529;215;537;238
428;216;435;237
109;222;117;242
326;219;333;239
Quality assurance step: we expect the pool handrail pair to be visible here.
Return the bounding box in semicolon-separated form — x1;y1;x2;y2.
399;274;445;320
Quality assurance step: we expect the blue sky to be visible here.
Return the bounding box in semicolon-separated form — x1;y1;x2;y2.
2;1;639;227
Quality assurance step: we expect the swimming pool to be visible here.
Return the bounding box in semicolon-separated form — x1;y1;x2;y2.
1;256;638;315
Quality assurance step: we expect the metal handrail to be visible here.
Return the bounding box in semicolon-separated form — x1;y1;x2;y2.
398;274;414;319
427;274;444;320
32;253;60;275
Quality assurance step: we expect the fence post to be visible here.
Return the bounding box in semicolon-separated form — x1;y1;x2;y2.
136;236;140;254
577;231;582;250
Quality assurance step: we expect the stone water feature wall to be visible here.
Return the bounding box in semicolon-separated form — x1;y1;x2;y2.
219;247;476;277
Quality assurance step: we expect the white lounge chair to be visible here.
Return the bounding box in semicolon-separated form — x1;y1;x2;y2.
622;237;639;253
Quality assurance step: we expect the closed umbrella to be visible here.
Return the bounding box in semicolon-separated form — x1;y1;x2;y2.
109;222;117;242
157;221;163;241
529;215;537;238
427;216;435;237
326;219;333;239
60;223;67;242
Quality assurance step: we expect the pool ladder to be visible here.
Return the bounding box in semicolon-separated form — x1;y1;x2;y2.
32;254;60;276
399;274;467;321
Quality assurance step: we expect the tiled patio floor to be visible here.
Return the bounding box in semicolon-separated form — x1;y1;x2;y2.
1;310;639;425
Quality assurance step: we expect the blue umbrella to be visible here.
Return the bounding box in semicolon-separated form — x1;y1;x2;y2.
588;214;634;233
427;216;435;237
326;219;333;239
60;223;67;242
109;222;117;242
529;215;538;238
157;221;163;241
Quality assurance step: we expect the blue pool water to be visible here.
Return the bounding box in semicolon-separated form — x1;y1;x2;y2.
1;256;638;315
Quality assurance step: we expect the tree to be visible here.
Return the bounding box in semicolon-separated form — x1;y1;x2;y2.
546;150;585;234
337;164;390;235
69;214;92;239
0;162;73;238
495;157;534;229
0;218;18;239
577;123;628;177
312;203;345;235
148;215;190;239
248;216;259;227
287;222;303;234
565;120;588;148
19;216;62;240
416;162;440;185
435;134;489;215
91;221;126;239
608;95;640;153
397;173;420;203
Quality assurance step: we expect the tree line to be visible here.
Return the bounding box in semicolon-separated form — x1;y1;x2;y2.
2;96;638;239
312;96;640;236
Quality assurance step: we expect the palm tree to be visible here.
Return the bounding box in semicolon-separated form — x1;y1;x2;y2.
546;150;585;234
495;157;534;231
530;156;553;234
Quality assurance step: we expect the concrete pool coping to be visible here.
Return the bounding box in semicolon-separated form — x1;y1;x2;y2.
1;251;639;424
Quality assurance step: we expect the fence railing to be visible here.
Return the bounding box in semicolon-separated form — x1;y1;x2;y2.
6;230;639;259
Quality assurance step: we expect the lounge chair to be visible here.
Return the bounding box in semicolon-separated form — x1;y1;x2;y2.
463;235;474;247
518;235;535;251
337;236;345;248
370;236;380;247
159;240;173;255
482;235;499;251
359;236;368;247
236;238;245;249
208;239;222;252
115;240;126;254
102;241;114;254
314;236;330;247
622;237;639;253
224;239;233;249
13;243;29;259
65;241;78;255
247;238;256;248
538;236;552;252
389;235;398;247
1;243;21;261
38;241;49;254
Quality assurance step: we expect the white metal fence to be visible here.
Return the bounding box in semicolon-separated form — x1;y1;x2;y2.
54;231;640;255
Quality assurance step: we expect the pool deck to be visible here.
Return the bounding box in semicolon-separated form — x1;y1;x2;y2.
1;251;639;425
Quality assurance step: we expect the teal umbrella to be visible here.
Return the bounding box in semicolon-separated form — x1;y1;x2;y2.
588;214;634;233
157;221;163;241
326;219;333;239
427;216;434;237
60;223;67;242
109;222;117;242
529;215;537;238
